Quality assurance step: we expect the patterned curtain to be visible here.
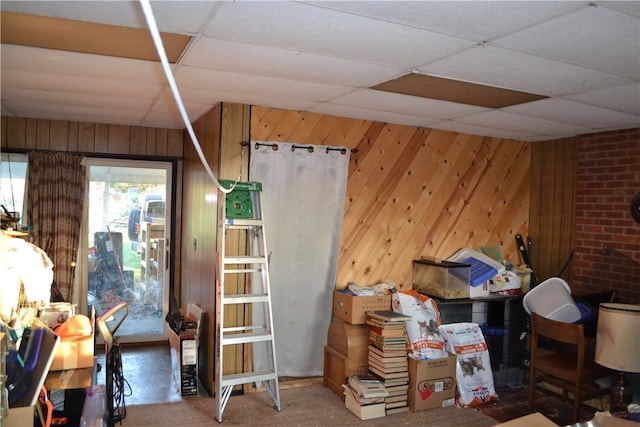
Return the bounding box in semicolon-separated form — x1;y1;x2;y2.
26;151;86;301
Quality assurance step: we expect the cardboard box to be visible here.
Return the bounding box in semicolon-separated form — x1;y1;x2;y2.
333;291;391;324
168;303;203;396
50;309;95;371
408;353;457;412
344;389;386;420
495;412;558;426
6;405;37;427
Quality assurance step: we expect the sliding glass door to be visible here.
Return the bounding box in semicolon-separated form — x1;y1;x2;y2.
85;158;172;343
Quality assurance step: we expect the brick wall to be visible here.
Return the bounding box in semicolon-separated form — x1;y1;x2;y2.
572;128;640;303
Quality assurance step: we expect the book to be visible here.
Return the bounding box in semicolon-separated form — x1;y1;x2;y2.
367;357;408;370
348;376;389;399
384;394;408;404
368;350;408;366
368;359;409;374
384;383;409;394
368;324;406;337
366;310;412;323
368;345;407;359
386;405;410;415
369;365;409;379
384;401;407;409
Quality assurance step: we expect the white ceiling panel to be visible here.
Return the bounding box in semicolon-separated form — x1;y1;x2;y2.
428;120;538;141
203;1;475;69
565;82;640;115
1;1;638;139
0;1;220;34
457;110;590;136
1;45;167;83
494;4;640;79
311;1;587;42
419;45;632;96
310;102;441;129
1;70;162;99
1;88;156;112
331;89;490;119
503;98;640;130
182;38;400;87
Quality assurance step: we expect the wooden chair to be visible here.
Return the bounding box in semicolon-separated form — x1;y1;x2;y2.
528;312;610;423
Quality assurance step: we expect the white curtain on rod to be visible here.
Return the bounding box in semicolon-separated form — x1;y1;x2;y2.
250;142;350;376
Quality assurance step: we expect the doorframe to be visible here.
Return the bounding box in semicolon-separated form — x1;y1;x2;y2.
79;157;174;344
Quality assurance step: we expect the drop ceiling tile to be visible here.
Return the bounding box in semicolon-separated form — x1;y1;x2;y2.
428;120;537;141
0;1;218;34
599;1;640;18
2;100;148;124
183;37;400;87
1;44;167;83
203;1;474;68
419;45;632;96
312;1;585;42
310;103;440;128
2;88;155;114
494;5;640;79
330;89;490;119
175;66;353;102
565;82;640;116
503;98;640;129
1;69;163;99
457;110;590;136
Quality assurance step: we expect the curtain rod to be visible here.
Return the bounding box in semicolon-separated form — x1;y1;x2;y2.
241;141;357;154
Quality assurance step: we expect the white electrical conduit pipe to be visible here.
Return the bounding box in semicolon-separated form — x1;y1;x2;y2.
139;0;236;193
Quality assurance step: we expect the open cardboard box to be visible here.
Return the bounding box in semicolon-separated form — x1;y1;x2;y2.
168;303;203;396
49;307;95;371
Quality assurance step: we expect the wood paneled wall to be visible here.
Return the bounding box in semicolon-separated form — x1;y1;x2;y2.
1;116;183;157
180;103;250;393
250;107;531;290
529;138;577;284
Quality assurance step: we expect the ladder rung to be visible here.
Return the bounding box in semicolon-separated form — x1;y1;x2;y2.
221;370;277;387
222;331;274;345
224;256;267;264
223;294;270;304
223;267;262;274
225;218;263;227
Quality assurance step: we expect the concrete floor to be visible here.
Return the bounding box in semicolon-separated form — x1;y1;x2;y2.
96;343;182;406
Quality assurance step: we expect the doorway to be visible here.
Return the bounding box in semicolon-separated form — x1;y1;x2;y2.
85;158;172;343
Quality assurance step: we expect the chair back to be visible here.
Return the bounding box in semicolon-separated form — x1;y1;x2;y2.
530;312;585;347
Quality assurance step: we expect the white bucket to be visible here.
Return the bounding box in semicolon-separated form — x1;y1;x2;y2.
522;277;581;323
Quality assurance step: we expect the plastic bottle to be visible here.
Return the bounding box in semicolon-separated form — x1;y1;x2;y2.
80;384;106;427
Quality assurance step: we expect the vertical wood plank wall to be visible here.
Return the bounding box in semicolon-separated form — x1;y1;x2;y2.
250;106;532;290
180;103;250;393
1;116;183;157
529;138;577;283
180;104;221;393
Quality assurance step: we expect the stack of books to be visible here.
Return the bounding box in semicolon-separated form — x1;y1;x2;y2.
366;310;411;415
342;376;388;420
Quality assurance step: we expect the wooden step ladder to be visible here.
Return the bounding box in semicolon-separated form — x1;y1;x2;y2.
214;180;281;423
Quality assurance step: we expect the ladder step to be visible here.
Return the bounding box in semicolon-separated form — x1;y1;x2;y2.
221;370;277;387
223;294;270;304
222;331;274;345
225;218;264;227
223;267;262;274
224;256;266;264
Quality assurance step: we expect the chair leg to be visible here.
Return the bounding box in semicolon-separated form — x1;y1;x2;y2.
528;368;536;410
572;395;580;424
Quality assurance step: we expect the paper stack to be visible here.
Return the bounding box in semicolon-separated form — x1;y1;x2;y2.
366;310;411;415
342;376;388;420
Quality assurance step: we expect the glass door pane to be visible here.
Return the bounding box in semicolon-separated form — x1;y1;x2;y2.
86;159;171;343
